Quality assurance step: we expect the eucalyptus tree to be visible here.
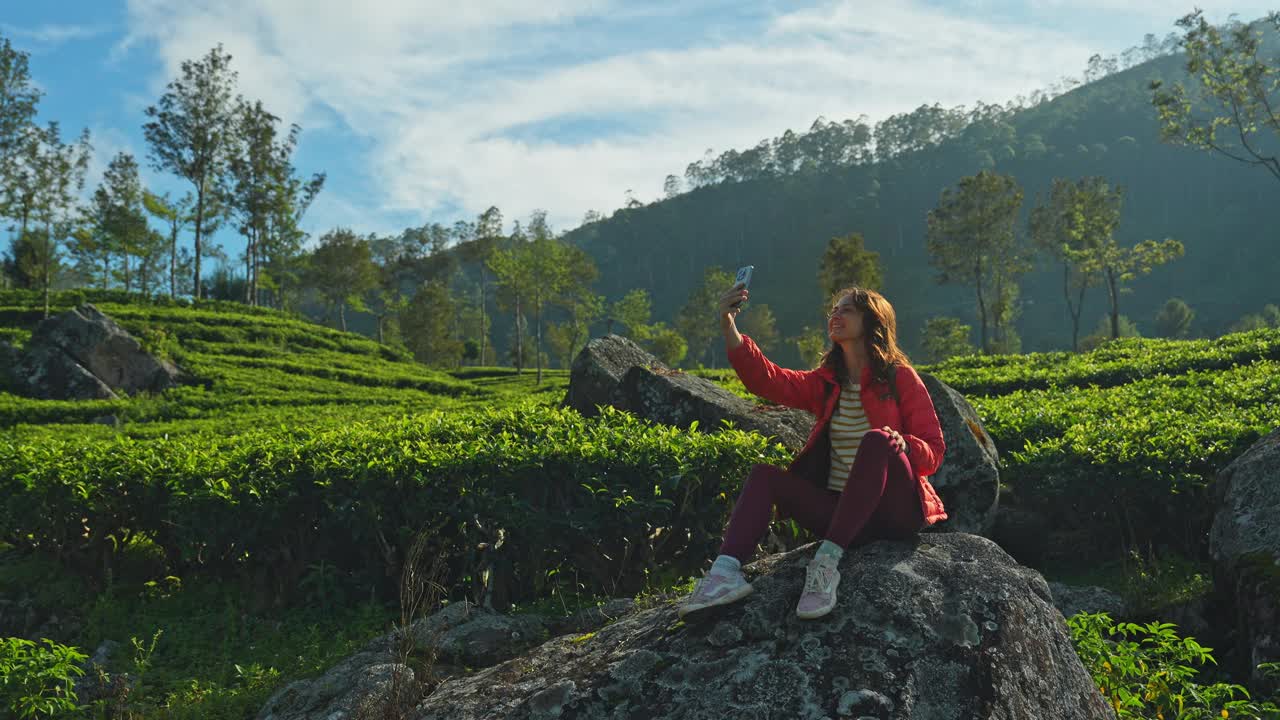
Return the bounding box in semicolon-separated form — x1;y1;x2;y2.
144;44;239;301
926;170;1028;353
1151;11;1280;185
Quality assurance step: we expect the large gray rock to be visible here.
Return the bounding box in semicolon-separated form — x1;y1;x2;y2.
11;304;179;400
0;340;23;392
919;373;1000;537
411;533;1113;720
613;363;814;452
258;600;630;720
564;334;663;418
1209;426;1280;694
566;334;814;452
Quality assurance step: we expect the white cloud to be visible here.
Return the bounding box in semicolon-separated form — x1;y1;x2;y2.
1;23;110;48
119;0;1127;234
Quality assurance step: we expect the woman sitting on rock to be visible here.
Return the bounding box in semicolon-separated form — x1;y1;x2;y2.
679;284;948;620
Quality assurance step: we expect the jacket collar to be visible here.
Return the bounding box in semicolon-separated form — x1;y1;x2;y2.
815;364;873;386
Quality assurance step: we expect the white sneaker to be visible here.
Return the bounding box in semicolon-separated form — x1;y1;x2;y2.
678;569;753;618
796;556;840;619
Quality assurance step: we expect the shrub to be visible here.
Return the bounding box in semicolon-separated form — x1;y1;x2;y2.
0;637;86;719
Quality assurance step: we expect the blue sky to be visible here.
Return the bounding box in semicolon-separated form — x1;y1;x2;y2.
3;1;1275;263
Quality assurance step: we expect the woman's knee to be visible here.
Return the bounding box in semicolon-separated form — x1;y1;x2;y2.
861;428;892;450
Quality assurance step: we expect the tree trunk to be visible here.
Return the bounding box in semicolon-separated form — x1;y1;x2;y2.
339;301;347;332
515;291;523;373
377;315;384;344
535;288;543;385
244;227;254;305
43;220;52;319
170;222;178;299
194;179;205;302
1107;268;1121;340
975;259;988;353
479;269;487;366
1068;265;1087;353
123;237;131;294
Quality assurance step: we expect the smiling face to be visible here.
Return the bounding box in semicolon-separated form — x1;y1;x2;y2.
827;293;865;344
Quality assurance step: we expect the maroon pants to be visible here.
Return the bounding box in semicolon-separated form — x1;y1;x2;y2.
719;429;925;561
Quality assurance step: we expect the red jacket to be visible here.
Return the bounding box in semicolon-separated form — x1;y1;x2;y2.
726;335;948;526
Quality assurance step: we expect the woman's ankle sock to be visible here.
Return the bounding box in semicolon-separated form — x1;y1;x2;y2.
816;540;844;564
710;554;742;576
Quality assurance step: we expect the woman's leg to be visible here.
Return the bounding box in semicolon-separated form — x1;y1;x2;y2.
824;429;924;549
718;463;838;562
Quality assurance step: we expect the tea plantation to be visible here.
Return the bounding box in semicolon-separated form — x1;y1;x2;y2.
2;291;1278;718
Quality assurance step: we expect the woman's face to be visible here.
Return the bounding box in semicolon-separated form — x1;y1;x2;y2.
827;294;864;343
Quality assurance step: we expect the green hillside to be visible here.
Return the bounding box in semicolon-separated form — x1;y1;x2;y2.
0;290;569;438
560;48;1277;365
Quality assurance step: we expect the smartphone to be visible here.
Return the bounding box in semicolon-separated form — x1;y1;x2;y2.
732;265;754;308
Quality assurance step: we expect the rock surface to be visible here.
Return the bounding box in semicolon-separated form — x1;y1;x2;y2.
564;334;663;419
10;304;180;400
408;533;1112;720
918;373;1000;537
1209;426;1280;694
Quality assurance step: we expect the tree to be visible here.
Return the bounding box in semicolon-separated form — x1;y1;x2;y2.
487;236;533;374
225;98;324;307
91;152;149;293
790;326;828;368
1066;221;1185;341
1154;298;1195;339
1080;314;1140;351
307;228;376;332
676;266;734;367
645;324;687;366
0;34;41;219
1150;11;1280;184
144;44;239;301
926;170;1028;353
1028;177;1117;351
817;232;882;302
402;281;463;367
143;190;194;298
921;317;976;363
737;302;780;353
608;288;652;336
29;123;91;316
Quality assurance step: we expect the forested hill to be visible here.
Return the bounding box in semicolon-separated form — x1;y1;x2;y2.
562;45;1276;366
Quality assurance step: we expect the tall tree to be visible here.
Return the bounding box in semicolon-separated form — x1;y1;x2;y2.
487;238;532;373
1151;11;1280;184
1068;233;1185;340
1028;177;1116;351
307;228;376;331
402;280;463;367
676;266;735;367
93;152;148;293
457;206;504;365
29;123;91;316
144;44;239;301
0;34;41;219
143;190;193;299
817;232;882;302
225;99;323;307
738;302;780;353
1154;298;1195;339
926;170;1027;353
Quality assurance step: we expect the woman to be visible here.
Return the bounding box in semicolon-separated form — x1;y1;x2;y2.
679;283;947;620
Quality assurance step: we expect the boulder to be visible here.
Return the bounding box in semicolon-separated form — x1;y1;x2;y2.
409;533;1113;720
564;334;663;418
565;334;813;452
1209;426;1280;694
13;338;119;400
10;304;179;400
613;364;813;452
918;372;1000;537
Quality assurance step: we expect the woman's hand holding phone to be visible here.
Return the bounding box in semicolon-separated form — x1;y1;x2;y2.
718;283;748;321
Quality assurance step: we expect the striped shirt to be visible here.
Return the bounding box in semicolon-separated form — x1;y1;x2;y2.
828;382;871;492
